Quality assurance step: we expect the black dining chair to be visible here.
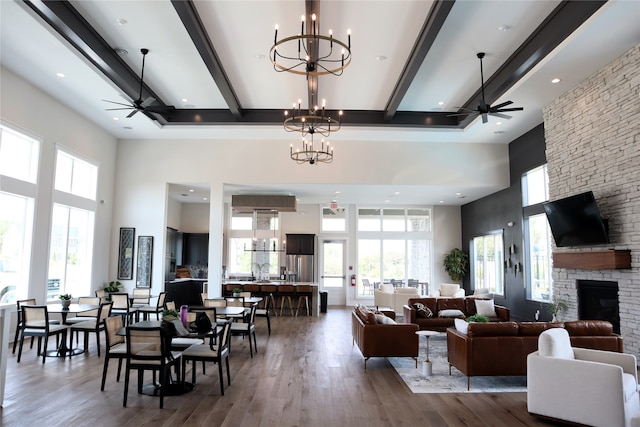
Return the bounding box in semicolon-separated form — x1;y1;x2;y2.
17;305;68;364
68;301;112;356
101;314;127;391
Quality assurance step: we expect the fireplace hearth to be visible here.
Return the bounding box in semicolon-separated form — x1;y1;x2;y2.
577;280;620;334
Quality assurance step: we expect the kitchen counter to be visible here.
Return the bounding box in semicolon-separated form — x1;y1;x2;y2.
222;281;320;316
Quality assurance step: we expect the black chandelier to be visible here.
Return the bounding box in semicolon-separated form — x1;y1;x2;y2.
284;98;342;137
290;134;333;165
270;13;352;76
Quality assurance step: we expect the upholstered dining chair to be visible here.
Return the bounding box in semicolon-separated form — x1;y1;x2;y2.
137;291;166;320
181;319;232;396
17;305;68;364
65;296;100;344
101;314;127;391
230;303;258;357
123;325;182;409
69;301;112;356
95;289;107;304
224;296;248;321
12;298;60;354
255;292;272;335
130;288;151;308
110;292;136;324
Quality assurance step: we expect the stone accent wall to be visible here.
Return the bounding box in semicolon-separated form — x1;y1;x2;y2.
544;44;640;355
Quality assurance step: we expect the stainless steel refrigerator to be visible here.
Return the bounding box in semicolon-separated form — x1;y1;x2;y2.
286;254;314;283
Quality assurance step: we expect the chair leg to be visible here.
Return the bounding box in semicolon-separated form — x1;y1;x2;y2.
17;333;25;363
218;358;225;395
101;357;110;391
266;313;271;335
12;326;20;354
123;364;130;407
117;359;123;382
225;356;231;386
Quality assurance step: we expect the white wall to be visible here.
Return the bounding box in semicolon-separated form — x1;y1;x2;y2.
432;205;462;293
0;66;117;300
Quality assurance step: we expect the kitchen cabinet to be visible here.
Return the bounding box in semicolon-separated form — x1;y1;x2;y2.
286;234;315;255
183;233;209;265
166;227;178;258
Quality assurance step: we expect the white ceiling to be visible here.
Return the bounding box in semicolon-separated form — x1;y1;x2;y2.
1;0;639;206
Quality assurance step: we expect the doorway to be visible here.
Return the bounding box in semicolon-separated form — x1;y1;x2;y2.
319;239;346;306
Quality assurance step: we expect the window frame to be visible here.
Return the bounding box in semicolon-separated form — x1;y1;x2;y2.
470;230;505;297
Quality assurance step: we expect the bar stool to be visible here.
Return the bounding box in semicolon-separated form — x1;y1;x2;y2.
295;285;313;316
259;284;277;316
277;284;295;316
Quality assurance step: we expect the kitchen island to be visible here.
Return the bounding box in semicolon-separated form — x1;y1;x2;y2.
222;281;320;316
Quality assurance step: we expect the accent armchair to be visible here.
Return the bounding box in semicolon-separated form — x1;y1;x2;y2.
527;328;640;427
373;284;420;314
429;283;465;298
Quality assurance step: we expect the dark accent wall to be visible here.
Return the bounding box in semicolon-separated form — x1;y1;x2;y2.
461;124;546;321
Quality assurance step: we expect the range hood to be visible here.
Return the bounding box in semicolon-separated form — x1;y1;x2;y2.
231;195;296;212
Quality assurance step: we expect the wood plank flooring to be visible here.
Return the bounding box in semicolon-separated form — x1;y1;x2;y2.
2;307;560;427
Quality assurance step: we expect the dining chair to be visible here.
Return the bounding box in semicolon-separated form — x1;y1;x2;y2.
255;293;272;335
123;325;182;409
95;289;107;304
224;297;248;321
204;299;229;325
362;279;374;295
65;296;100;345
294;285;313;317
110;292;137;324
12;298;60;354
130;288;151;308
69;301;112;356
165;301;176;311
17;305;68;364
181;319;232;396
101;314;127;391
137;291;166;321
230;303;258;357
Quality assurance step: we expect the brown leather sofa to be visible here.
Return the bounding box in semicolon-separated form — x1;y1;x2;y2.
351;305;419;369
447;320;623;389
403;297;510;331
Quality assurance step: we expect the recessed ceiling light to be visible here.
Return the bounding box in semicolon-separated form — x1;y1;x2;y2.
112;117;119;121
255;54;265;60
116;18;128;26
335;191;341;194
496;121;502;125
189;189;194;193
551;78;561;84
203;197;208;201
438;101;444;106
497;25;511;32
115;48;128;55
375;56;387;61
455;192;461;196
439;200;444;204
182;98;188;103
384;200;390;203
56;72;65;78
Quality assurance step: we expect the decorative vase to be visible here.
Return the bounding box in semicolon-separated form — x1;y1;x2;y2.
61;300;71;309
233;292;241;297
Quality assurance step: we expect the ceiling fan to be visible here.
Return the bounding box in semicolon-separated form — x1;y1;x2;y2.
103;48;171;119
450;52;523;124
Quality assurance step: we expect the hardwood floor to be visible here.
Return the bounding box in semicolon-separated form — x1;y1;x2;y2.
2;307;559;427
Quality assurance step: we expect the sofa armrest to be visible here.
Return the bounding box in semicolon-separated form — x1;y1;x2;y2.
495;305;510;321
452;289;465;298
403;304;417;323
527;351;632;427
573;347;637;378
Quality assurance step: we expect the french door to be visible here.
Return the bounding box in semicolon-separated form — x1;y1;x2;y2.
319;240;346;306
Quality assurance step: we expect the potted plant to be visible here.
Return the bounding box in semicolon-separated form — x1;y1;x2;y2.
233;288;242;297
549;295;569;322
466;314;489;323
58;293;72;309
104;280;121;293
443;248;469;283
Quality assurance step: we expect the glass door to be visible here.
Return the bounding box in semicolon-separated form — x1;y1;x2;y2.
320;240;346;306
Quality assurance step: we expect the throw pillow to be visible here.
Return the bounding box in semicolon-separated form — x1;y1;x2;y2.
475;299;497;317
454;318;469;334
412;302;433;319
438;309;465;318
375;313;397;325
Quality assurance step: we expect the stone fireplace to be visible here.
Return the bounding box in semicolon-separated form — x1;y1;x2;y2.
576;280;620;334
544;44;640;355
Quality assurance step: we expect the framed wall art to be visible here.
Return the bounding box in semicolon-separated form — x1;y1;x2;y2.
117;227;135;280
136;235;153;288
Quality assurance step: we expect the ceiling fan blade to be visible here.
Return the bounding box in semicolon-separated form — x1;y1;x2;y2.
496;107;524;112
105;107;135;111
126;109;139;118
140;96;156;108
489;112;512;120
492;100;513;110
103;100;134;107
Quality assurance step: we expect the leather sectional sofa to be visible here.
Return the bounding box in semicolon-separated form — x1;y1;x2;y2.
351;305;418;369
447;320;623;389
403;297;510;331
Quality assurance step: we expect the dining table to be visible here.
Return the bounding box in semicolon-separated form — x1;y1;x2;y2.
46;303;100;357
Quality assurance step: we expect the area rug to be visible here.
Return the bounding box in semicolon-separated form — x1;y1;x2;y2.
388;334;527;393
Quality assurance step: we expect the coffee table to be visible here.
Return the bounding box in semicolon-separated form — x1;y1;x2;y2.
415;330;440;376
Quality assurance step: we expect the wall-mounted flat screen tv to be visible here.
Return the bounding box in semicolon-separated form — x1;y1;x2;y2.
543;191;609;247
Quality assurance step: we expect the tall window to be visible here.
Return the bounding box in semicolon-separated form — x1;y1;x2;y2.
227;210;281;277
321;207;347;232
47;149;97;299
522;164;552;302
471;232;504;295
357;208;431;297
0;125;39;303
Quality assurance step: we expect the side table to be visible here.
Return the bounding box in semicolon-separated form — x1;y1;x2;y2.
415;330;440;376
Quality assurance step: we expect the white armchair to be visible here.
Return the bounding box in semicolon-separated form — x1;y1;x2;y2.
527;328;640;427
429;283;465;298
373;284;420;314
